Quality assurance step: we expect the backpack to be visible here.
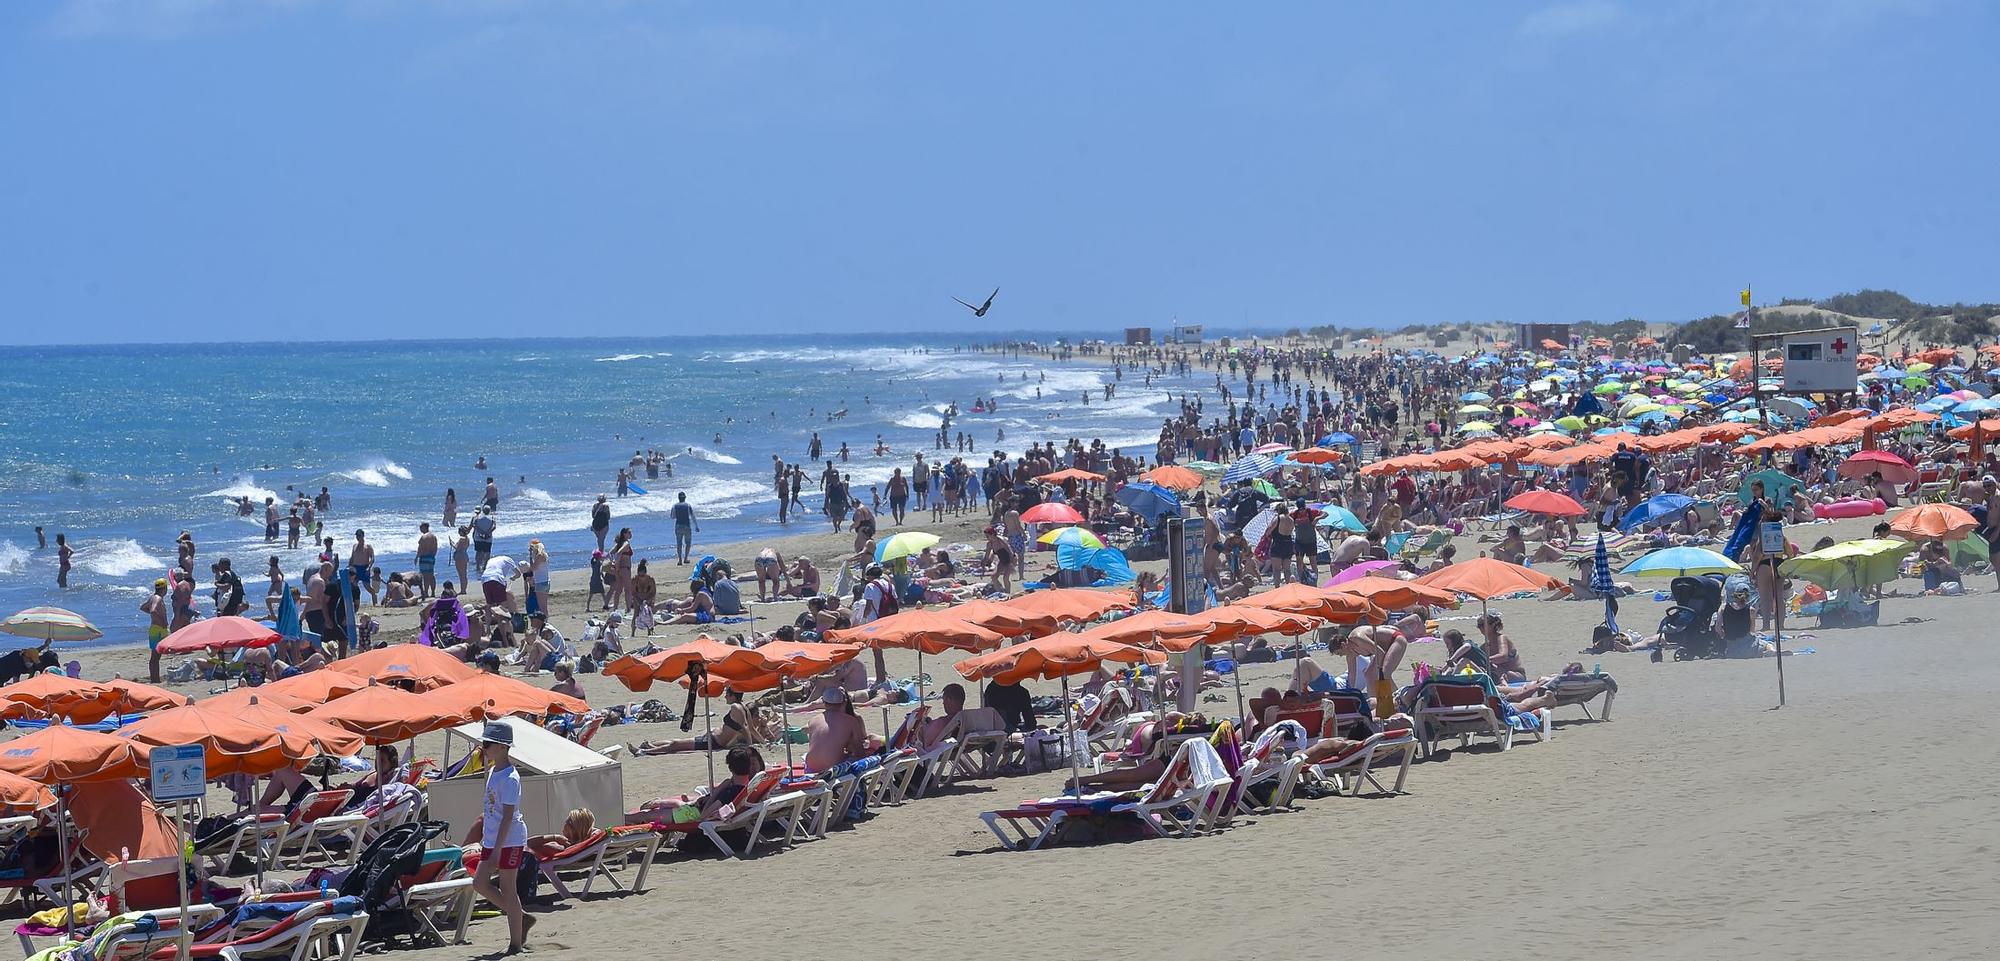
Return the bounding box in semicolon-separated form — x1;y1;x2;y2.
873;578;900;618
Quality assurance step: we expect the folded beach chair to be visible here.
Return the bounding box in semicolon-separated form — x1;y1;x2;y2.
1398;528;1454;562
1544;672;1617;720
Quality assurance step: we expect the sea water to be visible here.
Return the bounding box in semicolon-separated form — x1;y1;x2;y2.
0;333;1198;647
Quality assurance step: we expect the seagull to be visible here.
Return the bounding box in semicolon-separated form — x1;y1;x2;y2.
953;288;999;317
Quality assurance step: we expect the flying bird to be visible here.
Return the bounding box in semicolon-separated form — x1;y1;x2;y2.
953;288;999;317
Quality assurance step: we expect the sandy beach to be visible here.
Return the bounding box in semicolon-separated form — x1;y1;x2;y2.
52;505;1998;961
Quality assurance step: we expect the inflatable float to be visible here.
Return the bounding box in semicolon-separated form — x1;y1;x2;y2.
1813;498;1886;520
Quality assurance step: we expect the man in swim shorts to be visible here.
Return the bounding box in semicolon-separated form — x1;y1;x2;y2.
140;579;170;682
349;529;377;605
671;492;698;565
415;522;439;600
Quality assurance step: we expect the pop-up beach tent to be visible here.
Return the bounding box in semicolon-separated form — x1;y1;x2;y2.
429;716;623;838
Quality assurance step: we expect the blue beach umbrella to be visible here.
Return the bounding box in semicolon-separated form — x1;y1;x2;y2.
1591;534;1617;632
1113;481;1181;524
1738;468;1801;506
1617;493;1697;532
1313;504;1367;532
1222;454;1278;485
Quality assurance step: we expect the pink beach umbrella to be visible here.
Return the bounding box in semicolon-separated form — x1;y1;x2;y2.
1323;559;1400;587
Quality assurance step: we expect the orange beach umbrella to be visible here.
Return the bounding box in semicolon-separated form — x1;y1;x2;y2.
1137;465;1205;490
954;634;1165;685
1239;584;1384;623
420;672;589;722
1888;503;1979;541
997;588;1136;625
826;609;1006;656
938;598;1059;637
261;669;370;706
0;674;113;722
305;682;458;744
0;725;144;783
1330;576;1462;611
0;771;54;815
333;643;479;691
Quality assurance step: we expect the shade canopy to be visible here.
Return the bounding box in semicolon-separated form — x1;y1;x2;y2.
305;682;460;744
0;726;145;783
420;672;590;722
996;588;1135;625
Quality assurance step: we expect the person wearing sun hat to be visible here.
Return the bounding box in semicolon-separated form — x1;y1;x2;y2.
467;721;533;953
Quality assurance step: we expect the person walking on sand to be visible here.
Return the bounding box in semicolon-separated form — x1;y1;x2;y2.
467;722;533;954
55;534;71;588
671;493;698;565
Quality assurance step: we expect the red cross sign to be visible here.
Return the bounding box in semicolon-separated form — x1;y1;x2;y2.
1831;337;1848;355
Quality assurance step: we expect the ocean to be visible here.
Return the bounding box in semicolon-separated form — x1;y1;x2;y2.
0;333;1201;648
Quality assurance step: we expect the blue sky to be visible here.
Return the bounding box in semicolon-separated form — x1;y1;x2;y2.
3;0;1995;345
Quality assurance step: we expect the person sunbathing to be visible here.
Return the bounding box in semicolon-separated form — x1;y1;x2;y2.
1063;714;1201;793
1474;614;1526;682
1299;713;1415;765
629;688;758;755
626;746;766;830
526;808;598;861
799;688;878;772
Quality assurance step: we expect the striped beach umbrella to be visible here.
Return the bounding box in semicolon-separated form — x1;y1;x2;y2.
1222;454;1278;484
1591;534;1618;632
0;607;103;645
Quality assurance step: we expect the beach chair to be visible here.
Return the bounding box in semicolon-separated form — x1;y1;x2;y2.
1307;726;1418;796
364;851;474;949
947;707;1011;781
1398;528;1454;562
15;904;230;961
1076;686;1149;756
1411;677;1514;758
649;769;811;859
266;789;369;870
870;707;929;804
1544;672;1617;720
194;814;288;878
123;898;365;961
1234;721;1309;815
536;826;661;898
979;739;1223;850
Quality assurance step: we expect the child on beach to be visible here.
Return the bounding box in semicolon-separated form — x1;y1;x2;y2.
467;722;533;954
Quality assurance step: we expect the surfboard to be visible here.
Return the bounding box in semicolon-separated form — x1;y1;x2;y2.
627;482;649;496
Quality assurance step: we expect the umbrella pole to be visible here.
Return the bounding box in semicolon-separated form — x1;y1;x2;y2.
1061;674;1082;798
703;690;716;786
778;678;793;768
59;787;72;941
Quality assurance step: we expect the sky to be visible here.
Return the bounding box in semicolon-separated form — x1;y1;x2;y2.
2;0;1996;345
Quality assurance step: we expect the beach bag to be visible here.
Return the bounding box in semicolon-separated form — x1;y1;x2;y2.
873;578;900;618
1020;729;1067;774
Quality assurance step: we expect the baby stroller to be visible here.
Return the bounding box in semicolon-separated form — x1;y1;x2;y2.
1658;575;1724;660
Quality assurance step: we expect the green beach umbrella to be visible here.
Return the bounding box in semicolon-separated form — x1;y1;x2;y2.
875;531;941;563
1554;415;1587;431
1037;526;1105;549
1183;460;1227;477
1250;478;1283;499
1780;539;1916;593
1593;383;1625;395
1456;404;1495;416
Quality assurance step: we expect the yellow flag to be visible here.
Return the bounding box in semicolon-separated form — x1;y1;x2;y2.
1740;287;1752;307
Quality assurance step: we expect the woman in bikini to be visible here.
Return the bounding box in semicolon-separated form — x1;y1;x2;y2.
628;689;761;755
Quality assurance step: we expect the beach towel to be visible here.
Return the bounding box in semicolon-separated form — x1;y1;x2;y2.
275;589;300;641
1249;719;1310;758
1723;500;1762;562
